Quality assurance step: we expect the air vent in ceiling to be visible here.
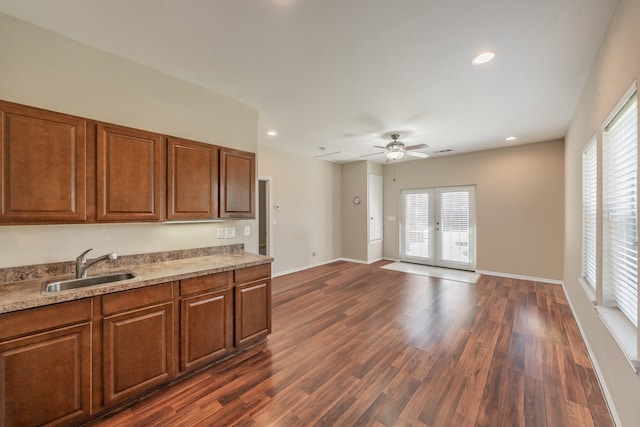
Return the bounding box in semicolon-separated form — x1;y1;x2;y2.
314;150;359;163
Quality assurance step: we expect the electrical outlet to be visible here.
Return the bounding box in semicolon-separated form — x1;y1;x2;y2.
244;225;250;236
216;228;224;239
312;251;317;257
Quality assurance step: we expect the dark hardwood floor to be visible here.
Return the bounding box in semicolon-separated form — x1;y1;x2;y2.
89;261;613;426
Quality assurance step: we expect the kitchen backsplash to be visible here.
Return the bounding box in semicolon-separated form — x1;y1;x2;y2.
0;244;244;284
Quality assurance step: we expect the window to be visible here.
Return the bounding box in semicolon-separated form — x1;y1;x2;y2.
585;84;640;371
582;138;597;289
602;90;638;327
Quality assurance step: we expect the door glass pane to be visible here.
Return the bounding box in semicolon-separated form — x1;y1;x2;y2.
403;192;430;258
439;191;470;263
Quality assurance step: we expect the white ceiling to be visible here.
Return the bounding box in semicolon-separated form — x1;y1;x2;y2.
0;0;618;163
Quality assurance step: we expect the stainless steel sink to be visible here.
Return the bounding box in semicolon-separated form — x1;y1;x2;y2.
44;271;138;292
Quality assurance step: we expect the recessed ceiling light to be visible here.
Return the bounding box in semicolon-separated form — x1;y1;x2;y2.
472;51;495;65
266;130;278;136
505;136;517;141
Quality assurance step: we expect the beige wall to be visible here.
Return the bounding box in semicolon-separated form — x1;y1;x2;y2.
564;0;640;425
0;13;259;268
383;140;565;280
258;146;342;275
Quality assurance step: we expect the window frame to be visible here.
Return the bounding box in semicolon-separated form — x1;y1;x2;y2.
583;81;639;373
581;136;598;297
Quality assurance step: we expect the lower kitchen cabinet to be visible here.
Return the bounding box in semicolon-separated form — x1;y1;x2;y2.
101;282;175;407
180;288;232;371
0;300;92;427
234;265;272;347
0;262;271;424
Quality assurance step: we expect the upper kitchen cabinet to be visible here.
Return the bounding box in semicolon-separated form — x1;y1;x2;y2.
167;137;218;220
0;101;87;223
219;147;255;219
97;123;164;222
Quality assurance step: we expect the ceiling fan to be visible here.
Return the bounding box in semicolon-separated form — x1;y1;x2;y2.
364;133;429;161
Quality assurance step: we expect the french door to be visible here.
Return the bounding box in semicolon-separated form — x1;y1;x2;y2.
400;186;476;270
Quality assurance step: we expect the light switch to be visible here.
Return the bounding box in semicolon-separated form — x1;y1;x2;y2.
244;225;251;236
224;227;236;239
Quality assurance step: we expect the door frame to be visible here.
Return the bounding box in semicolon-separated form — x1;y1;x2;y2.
258;176;273;257
400;185;476;271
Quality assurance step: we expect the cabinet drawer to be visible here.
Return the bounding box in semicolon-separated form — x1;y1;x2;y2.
234;264;271;284
180;271;230;296
0;299;92;341
103;282;174;316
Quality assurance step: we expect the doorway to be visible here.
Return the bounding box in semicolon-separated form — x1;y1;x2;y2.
400;186;476;271
258;178;272;256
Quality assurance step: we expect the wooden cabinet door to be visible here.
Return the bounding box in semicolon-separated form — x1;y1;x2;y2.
99;283;175;410
167;137;217;220
234;278;271;347
0;101;87;223
180;288;232;372
219;147;255;219
102;301;174;406
0;323;92;426
97;123;164;221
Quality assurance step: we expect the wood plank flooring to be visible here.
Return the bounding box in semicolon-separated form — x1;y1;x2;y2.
88;261;613;427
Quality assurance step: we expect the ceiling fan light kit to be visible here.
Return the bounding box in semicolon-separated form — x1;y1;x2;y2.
381;133;428;161
386;150;404;160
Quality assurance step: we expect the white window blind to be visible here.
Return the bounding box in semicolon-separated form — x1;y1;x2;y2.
402;191;430;258
439;191;471;263
582;138;597;289
603;91;638;327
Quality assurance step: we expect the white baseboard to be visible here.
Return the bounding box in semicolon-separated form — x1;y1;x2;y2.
475;269;563;285
337;257;369;265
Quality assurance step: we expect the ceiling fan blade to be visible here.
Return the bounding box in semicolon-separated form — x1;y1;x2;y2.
373;145;387;149
406;151;429;159
405;143;428;150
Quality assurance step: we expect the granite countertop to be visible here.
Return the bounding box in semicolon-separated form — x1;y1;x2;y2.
0;252;273;314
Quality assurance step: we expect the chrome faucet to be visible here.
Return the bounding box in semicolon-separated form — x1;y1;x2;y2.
76;249;118;279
